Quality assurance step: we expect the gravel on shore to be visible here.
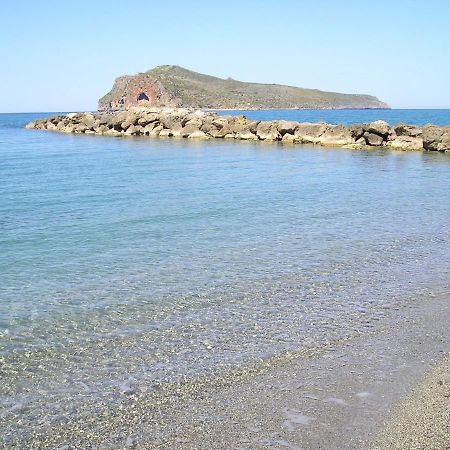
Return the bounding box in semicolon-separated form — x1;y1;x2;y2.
371;353;450;450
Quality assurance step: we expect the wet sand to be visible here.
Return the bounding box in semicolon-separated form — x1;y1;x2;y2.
3;292;448;449
371;353;449;450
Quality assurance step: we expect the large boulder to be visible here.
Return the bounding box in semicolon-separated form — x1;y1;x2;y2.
441;127;450;151
422;124;443;151
277;120;299;136
137;113;159;126
348;124;365;141
394;123;422;137
423;125;450;151
188;130;209;139
387;136;423;151
159;110;189;129
125;125;143;136
256;121;281;140
235;131;258;140
318;124;354;146
180;119;203;137
367;120;391;138
80;113;96;129
106;111;131;128
294;122;327;143
363;132;384;146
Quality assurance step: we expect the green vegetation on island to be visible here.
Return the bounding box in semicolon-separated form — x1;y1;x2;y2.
98;65;389;111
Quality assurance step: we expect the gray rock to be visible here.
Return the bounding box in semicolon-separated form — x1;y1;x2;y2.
364;132;384;146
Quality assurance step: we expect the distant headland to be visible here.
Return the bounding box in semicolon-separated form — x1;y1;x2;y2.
98;65;389;111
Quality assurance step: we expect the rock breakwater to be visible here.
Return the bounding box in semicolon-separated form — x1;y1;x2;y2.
26;108;450;152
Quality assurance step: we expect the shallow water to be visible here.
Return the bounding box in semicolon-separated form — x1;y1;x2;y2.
1;113;450;443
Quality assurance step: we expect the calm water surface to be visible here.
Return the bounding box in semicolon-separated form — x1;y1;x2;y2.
217;108;450;126
1;112;450;429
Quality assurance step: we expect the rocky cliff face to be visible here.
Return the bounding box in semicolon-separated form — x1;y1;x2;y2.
98;65;389;111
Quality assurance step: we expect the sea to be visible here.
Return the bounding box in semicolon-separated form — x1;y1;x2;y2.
1;109;450;443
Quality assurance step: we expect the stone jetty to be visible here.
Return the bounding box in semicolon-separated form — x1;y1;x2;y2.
26;108;450;152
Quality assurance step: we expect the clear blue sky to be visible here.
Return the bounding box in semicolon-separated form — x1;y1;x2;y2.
2;0;450;112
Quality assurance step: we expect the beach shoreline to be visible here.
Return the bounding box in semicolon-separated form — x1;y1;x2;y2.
3;290;448;449
371;352;450;449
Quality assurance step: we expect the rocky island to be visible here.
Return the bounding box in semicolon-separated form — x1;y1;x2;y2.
98;65;389;111
26;107;450;152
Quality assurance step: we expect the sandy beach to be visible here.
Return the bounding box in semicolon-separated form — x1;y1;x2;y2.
3;289;448;449
371;352;449;450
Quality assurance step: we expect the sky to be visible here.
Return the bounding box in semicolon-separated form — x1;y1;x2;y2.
1;0;450;112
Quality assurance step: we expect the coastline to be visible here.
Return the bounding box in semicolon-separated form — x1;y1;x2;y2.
25;107;450;152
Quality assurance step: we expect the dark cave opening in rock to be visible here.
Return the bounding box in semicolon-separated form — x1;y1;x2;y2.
137;92;149;101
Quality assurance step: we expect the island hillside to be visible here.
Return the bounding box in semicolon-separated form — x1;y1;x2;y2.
98;65;389;111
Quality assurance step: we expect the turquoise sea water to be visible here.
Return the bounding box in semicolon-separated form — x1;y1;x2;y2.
1;111;450;435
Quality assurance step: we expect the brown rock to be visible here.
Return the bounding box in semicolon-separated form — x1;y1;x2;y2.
188;130;209;139
235;131;258;140
367;120;391;138
422;124;443;151
319;125;354;145
387;136;423;151
394;123;422;138
294;122;327;143
277;120;298;136
256;121;281;140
